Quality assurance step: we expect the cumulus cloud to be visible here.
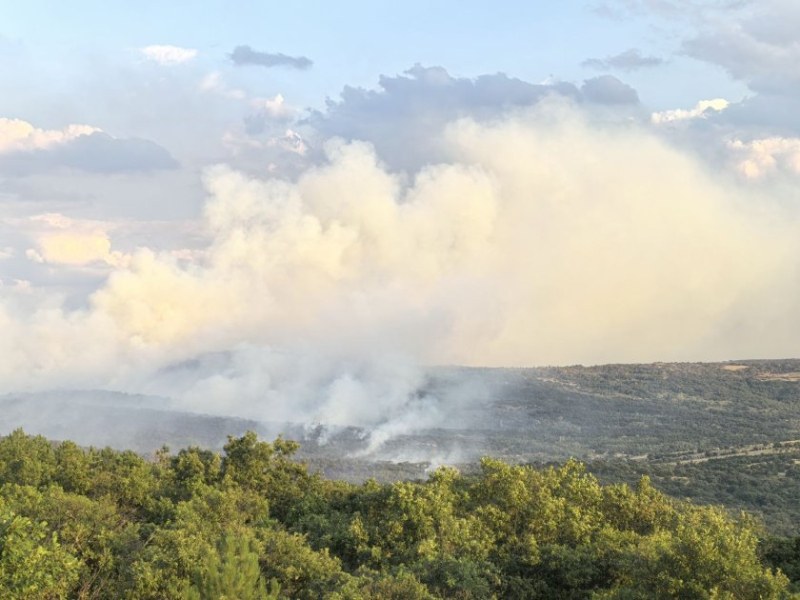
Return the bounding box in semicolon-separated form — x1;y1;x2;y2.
251;94;296;120
199;72;246;100
311;64;582;171
244;94;299;135
0;118;178;174
683;0;800;95
612;0;800;98
226;65;642;175
582;48;664;71
229;45;313;70
651;98;729;124
727;136;800;178
580;75;640;104
220;126;311;180
593;0;800;157
269;129;308;156
22;214;128;268
0;118;99;153
140;45;198;65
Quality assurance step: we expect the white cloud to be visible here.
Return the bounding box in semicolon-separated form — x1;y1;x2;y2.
18;213;130;268
0;118;177;174
728;136;800;178
199;71;246;100
248;94;297;121
682;0;800;95
33;232;126;267
651;98;729;124
268;129;307;156
242;94;302;139
0;118;98;154
140;45;198;66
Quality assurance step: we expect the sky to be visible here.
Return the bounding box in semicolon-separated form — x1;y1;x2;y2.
2;1;800;430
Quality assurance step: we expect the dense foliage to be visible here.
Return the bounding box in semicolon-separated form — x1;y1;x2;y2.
0;429;794;599
588;446;800;537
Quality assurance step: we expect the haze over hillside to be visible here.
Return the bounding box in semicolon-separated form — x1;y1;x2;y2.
5;358;800;461
8;357;800;534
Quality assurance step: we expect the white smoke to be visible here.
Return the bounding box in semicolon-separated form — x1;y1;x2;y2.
1;100;798;451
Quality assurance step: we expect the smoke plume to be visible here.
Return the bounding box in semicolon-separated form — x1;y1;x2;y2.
2;100;798;451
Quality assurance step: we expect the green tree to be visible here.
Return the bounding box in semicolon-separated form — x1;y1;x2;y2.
256;527;352;599
222;432;315;523
170;447;222;501
187;532;279;600
0;429;56;488
53;440;93;495
0;506;81;599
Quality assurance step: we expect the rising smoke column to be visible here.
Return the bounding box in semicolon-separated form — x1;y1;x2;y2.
1;100;797;445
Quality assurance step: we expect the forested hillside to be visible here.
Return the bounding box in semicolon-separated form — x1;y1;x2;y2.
0;430;795;599
5;359;800;543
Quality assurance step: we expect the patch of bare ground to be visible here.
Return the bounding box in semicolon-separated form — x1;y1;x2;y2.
659;439;800;465
757;372;800;382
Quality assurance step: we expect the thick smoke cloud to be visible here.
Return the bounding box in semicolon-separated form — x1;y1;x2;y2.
1;101;798;452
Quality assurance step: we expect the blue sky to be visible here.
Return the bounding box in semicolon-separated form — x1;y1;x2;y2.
1;0;800;403
2;1;747;114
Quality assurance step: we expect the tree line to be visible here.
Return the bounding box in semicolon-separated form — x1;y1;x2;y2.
0;429;795;599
